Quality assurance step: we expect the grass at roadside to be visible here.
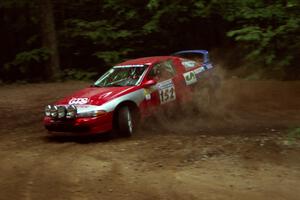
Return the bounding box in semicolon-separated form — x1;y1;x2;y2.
287;127;300;145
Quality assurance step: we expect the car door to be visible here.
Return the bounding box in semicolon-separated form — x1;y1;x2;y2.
143;59;179;112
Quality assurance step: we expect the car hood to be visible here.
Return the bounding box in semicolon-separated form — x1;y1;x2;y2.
56;86;136;106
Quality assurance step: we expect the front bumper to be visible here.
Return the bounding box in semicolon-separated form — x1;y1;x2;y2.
44;112;113;135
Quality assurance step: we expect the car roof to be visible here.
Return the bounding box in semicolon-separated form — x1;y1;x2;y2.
116;56;175;66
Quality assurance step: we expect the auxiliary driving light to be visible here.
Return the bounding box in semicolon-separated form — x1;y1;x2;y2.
50;106;58;118
57;106;66;119
45;105;52;117
66;105;77;119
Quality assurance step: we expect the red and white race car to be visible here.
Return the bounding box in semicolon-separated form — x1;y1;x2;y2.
44;50;219;136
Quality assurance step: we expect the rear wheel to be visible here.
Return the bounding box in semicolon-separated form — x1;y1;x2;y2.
117;106;134;137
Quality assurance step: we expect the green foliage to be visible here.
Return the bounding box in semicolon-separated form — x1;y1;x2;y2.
13;48;50;65
66;19;132;45
225;0;300;67
4;48;50;74
62;69;98;81
287;127;300;145
0;0;34;8
94;48;133;65
1;0;300;82
227;26;263;41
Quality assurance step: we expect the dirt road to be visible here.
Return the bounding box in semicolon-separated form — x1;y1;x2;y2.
0;80;299;200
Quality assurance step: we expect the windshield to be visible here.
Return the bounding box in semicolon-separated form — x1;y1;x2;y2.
93;65;148;87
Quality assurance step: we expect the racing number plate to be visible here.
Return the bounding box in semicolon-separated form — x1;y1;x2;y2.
157;79;176;104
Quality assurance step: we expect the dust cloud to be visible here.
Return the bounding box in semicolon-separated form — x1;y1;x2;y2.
141;66;300;135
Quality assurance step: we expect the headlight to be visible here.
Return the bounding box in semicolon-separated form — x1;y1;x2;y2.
66;105;77;119
57;106;66;119
50;106;58;118
77;110;107;118
45;105;52;117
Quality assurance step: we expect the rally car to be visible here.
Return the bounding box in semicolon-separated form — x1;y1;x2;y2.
44;50;218;136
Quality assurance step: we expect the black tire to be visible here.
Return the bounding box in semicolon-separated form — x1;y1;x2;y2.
117;106;134;137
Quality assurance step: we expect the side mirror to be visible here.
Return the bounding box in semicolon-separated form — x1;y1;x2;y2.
143;79;157;88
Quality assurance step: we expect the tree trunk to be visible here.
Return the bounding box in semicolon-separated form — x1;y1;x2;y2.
39;0;60;80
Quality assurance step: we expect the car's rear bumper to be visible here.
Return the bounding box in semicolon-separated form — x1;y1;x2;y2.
44;112;113;135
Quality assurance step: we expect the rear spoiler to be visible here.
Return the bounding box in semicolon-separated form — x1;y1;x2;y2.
172;49;210;63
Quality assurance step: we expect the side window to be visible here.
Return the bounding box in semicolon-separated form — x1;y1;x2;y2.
148;60;176;82
179;53;204;70
181;59;197;70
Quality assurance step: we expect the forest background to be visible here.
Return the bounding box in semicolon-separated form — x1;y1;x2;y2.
0;0;299;82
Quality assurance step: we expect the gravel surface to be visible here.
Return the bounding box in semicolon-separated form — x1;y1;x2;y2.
0;80;299;200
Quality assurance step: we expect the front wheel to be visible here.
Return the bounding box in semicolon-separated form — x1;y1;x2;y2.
117;106;134;137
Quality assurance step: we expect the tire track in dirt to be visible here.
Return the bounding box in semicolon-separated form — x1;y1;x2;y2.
0;80;299;200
